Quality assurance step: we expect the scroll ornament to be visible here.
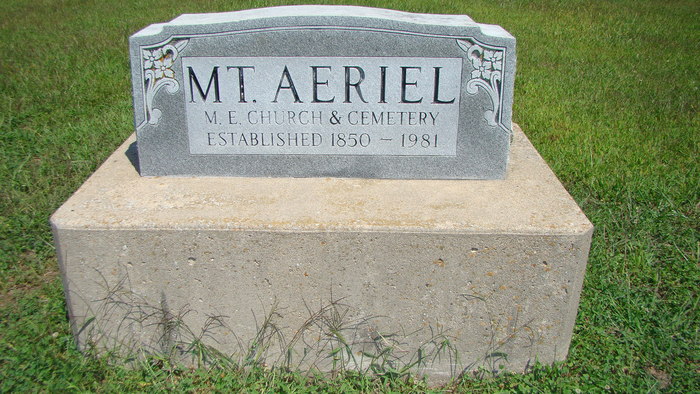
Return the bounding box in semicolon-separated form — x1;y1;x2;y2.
141;39;189;126
457;39;505;129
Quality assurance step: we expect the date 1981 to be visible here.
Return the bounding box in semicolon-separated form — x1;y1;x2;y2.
401;134;438;148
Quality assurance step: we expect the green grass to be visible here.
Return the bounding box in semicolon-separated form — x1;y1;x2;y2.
1;0;698;391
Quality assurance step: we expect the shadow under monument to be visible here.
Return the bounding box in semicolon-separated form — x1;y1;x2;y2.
125;141;140;173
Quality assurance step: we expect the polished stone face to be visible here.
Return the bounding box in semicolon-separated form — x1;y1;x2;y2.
129;6;516;179
182;57;462;157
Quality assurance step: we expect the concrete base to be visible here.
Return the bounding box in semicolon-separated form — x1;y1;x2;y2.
51;124;592;383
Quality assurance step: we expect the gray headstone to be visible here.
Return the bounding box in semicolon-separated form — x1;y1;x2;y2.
129;6;516;179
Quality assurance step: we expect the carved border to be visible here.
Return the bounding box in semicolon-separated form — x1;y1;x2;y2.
456;39;508;132
140;39;188;127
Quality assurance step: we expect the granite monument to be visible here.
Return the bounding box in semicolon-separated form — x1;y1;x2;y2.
129;6;516;179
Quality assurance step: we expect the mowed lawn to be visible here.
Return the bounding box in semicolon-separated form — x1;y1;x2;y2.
1;0;698;391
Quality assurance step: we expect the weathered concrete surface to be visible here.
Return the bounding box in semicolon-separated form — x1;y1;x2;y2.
51;124;592;382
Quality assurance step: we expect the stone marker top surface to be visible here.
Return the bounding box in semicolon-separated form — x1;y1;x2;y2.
52;124;592;235
134;6;511;36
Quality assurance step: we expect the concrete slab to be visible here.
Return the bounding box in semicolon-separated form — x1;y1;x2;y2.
51;123;592;382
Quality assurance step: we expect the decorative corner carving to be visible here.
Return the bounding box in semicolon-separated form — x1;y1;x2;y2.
141;39;188;126
457;39;506;130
